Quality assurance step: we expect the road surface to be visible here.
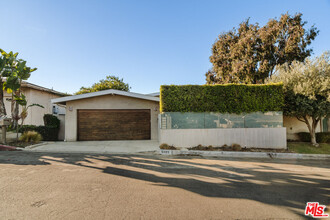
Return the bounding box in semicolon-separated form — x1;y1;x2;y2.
0;152;329;219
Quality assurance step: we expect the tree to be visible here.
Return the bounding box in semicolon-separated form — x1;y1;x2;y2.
13;93;44;141
269;52;330;146
75;75;130;95
4;58;37;129
207;13;319;84
15;93;44;127
0;50;18;116
0;49;42;140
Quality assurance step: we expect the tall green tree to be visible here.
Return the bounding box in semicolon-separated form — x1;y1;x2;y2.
269;52;330;146
207;13;318;84
75;75;130;95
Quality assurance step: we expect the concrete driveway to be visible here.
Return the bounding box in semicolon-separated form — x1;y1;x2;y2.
25;140;159;153
0;152;329;219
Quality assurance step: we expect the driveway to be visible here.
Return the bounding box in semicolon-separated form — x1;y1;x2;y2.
25;140;159;153
0;152;329;219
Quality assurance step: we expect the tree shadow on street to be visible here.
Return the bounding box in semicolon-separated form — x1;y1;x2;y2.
0;151;329;218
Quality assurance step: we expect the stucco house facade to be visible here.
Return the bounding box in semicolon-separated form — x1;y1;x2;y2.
52;90;159;141
4;81;65;126
284;116;328;140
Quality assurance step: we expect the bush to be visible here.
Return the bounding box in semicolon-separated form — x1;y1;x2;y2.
18;114;60;141
189;145;217;151
19;125;38;133
19;131;42;143
19;125;59;141
160;83;284;113
159;143;177;150
35;126;59;141
317;132;330;143
231;143;242;151
297;132;330;143
44;114;60;128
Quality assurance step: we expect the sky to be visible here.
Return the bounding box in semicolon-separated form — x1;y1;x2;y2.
0;0;329;94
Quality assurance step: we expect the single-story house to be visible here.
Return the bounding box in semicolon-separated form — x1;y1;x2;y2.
52;89;329;142
51;90;159;141
4;81;66;126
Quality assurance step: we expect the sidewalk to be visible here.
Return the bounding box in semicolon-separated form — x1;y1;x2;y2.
23;140;159;154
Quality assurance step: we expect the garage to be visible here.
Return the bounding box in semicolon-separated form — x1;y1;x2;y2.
51;89;159;141
77;109;151;141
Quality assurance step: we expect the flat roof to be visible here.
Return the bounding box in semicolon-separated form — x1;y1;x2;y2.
51;89;160;105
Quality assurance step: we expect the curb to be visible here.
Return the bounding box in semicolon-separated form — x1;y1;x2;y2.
159;149;330;160
16;150;156;155
0;145;18;151
24;142;52;150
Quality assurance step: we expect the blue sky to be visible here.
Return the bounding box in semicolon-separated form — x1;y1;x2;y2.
0;0;329;94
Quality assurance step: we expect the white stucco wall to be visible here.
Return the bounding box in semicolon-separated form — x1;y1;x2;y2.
64;94;159;141
4;88;62;126
283;116;322;140
57;114;65;141
159;128;287;149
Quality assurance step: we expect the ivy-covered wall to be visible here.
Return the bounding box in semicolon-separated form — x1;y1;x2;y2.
160;83;284;113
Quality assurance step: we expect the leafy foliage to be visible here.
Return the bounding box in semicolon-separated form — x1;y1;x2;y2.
19;131;42;143
160;83;284;113
297;132;330;143
75;75;130;95
207;13;318;84
269;52;330;145
19;125;59;141
0;50;19;115
283;93;329;122
269;52;330;101
43;114;60;128
0;49;38;132
19;114;61;141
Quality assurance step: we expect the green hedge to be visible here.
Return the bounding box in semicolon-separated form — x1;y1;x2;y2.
44;114;60;128
19;125;59;141
297;132;330;143
160;83;284;113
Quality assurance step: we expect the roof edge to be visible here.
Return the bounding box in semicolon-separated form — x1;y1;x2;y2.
21;82;67;96
51;89;160;104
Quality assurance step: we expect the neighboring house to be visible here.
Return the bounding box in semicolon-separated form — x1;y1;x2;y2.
52;90;159;141
4;81;66;126
284;116;328;140
146;92;160;97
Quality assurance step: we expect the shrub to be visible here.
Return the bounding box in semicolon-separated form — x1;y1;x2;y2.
19;131;42;143
317;132;330;143
43;114;60;128
231;143;242;151
189;145;219;151
18;114;60;141
297;132;330;143
19;125;38;133
221;144;232;151
160;83;284;113
35;126;59;141
19;125;59;141
159;143;177;150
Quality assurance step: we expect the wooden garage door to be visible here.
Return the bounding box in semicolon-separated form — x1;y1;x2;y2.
77;109;151;141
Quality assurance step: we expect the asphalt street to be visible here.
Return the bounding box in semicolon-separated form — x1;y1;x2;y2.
0;152;329;219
